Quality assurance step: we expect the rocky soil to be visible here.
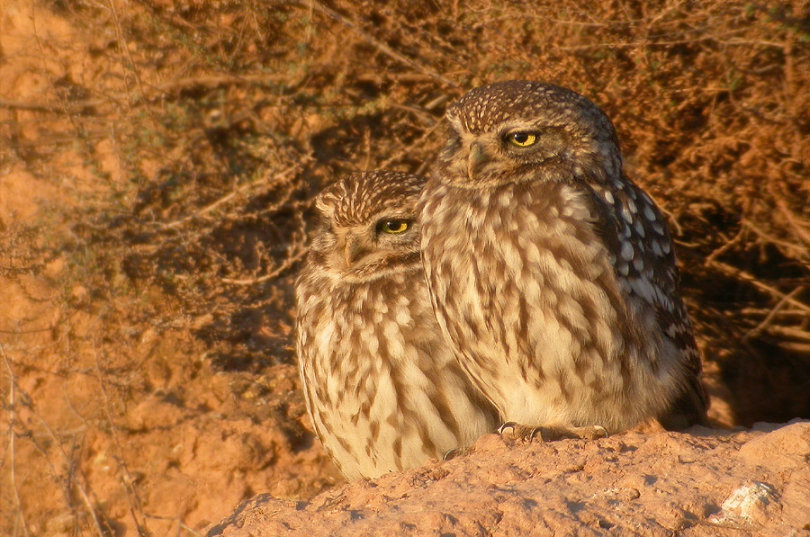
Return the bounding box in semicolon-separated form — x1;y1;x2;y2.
209;421;810;537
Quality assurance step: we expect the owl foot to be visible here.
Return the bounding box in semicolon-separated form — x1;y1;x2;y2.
442;445;474;461
498;422;608;442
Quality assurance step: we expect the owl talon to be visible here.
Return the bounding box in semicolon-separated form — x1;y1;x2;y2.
497;422;519;436
497;422;539;440
443;446;473;461
533;424;609;441
590;425;609;439
499;422;608;442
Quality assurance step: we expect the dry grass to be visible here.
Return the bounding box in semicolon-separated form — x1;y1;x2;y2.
1;0;809;534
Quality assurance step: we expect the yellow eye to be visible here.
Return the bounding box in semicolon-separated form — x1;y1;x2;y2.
507;132;538;147
379;220;410;234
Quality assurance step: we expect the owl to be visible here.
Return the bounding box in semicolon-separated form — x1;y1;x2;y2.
295;170;498;480
418;81;707;438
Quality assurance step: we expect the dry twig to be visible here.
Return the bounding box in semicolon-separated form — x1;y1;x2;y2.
1;343;31;537
707;259;810;316
91;343;149;536
291;0;458;88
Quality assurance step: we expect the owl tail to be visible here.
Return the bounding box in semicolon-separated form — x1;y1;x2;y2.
657;376;710;431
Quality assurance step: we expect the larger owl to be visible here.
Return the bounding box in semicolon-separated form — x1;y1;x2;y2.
418;81;707;437
295;170;497;480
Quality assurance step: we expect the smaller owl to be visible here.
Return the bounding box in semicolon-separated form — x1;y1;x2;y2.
295;170;497;480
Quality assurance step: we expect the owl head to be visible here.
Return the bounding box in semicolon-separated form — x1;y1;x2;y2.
434;80;623;189
310;170;425;282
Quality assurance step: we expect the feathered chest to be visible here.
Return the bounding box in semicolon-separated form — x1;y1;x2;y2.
297;269;437;362
424;181;612;288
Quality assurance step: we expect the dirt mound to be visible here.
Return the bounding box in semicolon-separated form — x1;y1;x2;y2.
1;0;809;535
208;422;810;537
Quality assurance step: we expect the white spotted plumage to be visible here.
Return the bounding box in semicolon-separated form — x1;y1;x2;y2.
419;81;708;434
295;171;497;480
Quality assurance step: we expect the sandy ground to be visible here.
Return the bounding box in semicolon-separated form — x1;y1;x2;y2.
209;421;810;537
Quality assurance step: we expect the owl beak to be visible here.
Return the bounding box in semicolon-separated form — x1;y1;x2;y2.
467;142;489;180
343;235;369;266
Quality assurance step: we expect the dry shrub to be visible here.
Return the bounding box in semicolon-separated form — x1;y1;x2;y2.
77;0;806;421
16;0;809;411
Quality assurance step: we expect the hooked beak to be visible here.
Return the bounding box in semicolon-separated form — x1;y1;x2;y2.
467;142;490;181
343;235;369;266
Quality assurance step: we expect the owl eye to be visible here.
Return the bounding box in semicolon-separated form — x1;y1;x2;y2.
506;132;538;147
377;220;411;234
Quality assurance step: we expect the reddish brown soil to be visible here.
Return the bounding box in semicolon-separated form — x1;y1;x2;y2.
210;422;810;537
